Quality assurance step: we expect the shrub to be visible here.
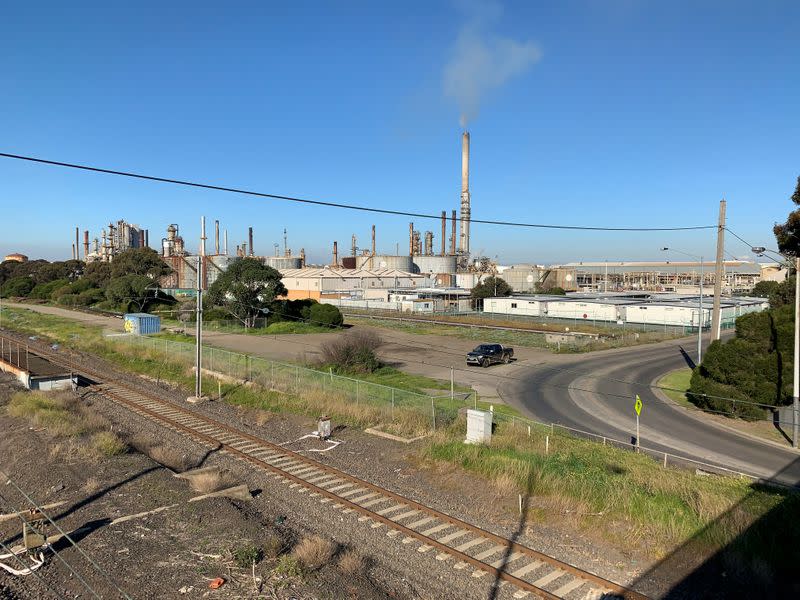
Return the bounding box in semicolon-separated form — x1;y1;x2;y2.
29;279;69;300
233;544;264;568
309;303;343;328
273;554;302;578
320;330;382;373
337;549;365;575
0;276;35;298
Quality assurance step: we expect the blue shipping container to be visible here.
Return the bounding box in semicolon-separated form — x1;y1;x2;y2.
123;313;161;335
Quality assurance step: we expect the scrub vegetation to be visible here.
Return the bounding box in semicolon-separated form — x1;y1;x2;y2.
423;416;799;586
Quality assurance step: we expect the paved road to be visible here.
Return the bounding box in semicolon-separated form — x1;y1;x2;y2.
7;302;799;484
499;336;800;486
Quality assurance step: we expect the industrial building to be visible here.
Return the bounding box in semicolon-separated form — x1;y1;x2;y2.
483;293;768;328
3;253;28;263
159;221;306;292
80;219;150;262
279;267;429;300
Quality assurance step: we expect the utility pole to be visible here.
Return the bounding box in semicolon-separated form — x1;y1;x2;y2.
190;216;206;403
710;199;726;340
794;256;799;448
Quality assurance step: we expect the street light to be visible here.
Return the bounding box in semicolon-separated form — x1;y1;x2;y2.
752;246;799;449
661;247;704;364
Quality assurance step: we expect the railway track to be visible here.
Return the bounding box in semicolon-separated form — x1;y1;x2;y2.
2;332;647;600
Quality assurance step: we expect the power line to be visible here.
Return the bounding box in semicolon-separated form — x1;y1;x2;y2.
0;490;101;600
0;473;132;600
0;152;715;232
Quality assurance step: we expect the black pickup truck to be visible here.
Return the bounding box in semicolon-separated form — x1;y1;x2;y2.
466;344;514;367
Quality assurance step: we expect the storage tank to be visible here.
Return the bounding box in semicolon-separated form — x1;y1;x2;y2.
413;255;457;275
264;256;303;269
355;254;414;271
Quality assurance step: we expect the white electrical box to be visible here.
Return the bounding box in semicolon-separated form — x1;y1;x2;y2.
318;416;331;440
465;409;492;445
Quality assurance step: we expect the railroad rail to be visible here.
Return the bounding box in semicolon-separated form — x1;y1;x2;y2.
1;332;647;600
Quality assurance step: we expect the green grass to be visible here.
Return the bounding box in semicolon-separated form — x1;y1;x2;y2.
163;318;335;336
658;368;694;408
322;364;471;395
345;315;682;352
423;417;798;569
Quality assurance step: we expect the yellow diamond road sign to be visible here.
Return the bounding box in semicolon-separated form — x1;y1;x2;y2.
634;395;642;416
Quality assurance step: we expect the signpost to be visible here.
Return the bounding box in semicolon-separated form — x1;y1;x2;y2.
634;394;642;451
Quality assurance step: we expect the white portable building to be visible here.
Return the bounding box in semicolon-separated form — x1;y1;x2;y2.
623;303;711;327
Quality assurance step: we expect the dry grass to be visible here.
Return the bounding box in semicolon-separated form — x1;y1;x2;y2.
292;535;336;570
262;533;285;559
88;431;128;456
337;549;365;576
187;471;231;494
82;477;101;493
492;473;519;498
147;444;192;472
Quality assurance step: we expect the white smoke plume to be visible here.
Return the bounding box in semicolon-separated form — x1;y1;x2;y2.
444;6;541;126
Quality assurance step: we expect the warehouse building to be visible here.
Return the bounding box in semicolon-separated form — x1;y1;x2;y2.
278;267;430;300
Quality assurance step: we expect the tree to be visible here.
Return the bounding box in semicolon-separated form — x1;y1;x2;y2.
773;175;800;256
750;280;780;299
309;303;343;328
471;276;512;308
105;274;156;311
0;276;35;298
110;248;172;279
83;261;113;286
206;258;287;328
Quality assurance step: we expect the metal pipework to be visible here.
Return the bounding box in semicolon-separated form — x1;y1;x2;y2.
450;210;457;255
424;231;433;256
215;220;220;255
248;226;254;256
200;216;207;257
441;211;446;256
371;225;376;255
83;230;89;259
409;222;414;257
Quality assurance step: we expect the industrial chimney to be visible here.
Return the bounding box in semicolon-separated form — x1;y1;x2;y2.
450;209;457;256
248;227;254;256
459;131;471;255
424;231;433;256
215;220;220;255
83;230;89;259
409;223;414;257
440;211;446;256
333;241;339;267
371;225;376;256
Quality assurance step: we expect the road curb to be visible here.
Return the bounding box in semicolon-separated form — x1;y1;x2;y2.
650;369;800;455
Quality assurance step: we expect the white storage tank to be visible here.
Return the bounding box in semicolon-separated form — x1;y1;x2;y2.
413;255;458;275
355;254;414;271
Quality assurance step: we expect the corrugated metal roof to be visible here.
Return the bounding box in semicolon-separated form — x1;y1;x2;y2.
279;267;424;278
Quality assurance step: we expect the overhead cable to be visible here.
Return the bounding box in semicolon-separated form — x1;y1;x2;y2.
0;152;714;232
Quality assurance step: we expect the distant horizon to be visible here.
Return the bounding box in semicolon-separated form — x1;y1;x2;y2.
2;2;797;266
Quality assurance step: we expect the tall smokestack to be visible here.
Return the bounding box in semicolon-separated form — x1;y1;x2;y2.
83;230;89;259
215;220;220;255
459;131;471;255
75;227;79;260
441;211;446;256
371;225;376;255
409;222;414;257
224;230;228;255
72;243;76;260
424;231;433;256
145;229;149;248
450;210;457;255
351;234;357;256
200;216;207;256
248;227;254;256
333;241;339;266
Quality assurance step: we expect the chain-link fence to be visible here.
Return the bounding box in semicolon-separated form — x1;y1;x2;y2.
111;334;474;437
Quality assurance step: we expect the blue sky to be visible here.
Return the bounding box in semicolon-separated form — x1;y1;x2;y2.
1;0;798;265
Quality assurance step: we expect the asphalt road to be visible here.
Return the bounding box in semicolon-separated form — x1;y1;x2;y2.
500;336;800;487
8;302;799;485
